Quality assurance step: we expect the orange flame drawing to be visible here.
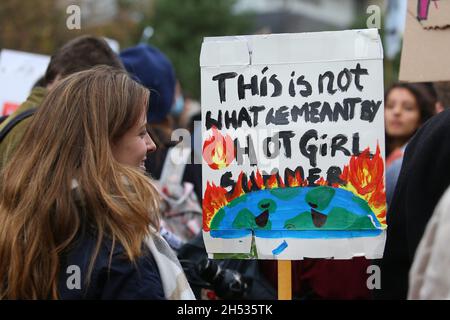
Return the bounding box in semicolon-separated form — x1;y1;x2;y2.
316;177;328;186
203;181;228;231
340;145;387;225
287;171;302;187
266;174;279;189
247;170;265;190
202;126;235;170
228;172;246;202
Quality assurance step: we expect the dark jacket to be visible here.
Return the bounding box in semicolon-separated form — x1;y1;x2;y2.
379;109;450;299
260;258;371;300
58;228;165;300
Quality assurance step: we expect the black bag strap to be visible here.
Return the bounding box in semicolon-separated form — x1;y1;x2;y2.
0;115;9;125
0;108;36;143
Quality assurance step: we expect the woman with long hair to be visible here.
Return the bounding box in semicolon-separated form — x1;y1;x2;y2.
0;66;193;299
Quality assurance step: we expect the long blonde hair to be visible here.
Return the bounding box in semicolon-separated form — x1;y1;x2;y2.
0;66;160;299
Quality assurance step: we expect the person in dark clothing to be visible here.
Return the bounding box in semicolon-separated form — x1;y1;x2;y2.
384;82;436;206
260;257;372;300
0;67;170;299
378;108;450;299
58;227;165;300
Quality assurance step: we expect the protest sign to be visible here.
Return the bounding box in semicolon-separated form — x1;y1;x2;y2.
201;29;386;260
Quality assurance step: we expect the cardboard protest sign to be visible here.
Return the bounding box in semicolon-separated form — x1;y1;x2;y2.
0;49;50;115
200;29;386;260
400;0;450;82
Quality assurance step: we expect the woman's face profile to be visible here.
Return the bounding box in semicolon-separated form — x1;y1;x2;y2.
385;87;421;140
112;112;156;170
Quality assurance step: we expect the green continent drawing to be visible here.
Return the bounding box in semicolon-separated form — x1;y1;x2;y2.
210;186;381;232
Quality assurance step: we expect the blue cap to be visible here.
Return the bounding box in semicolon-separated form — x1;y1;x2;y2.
120;44;176;123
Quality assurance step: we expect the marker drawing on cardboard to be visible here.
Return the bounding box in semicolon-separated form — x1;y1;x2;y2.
201;29;387;260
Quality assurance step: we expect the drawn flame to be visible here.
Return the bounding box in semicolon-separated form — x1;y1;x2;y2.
203;181;228;231
287;170;302;187
248;170;265;190
316;177;328;186
203;144;387;229
340;145;387;226
228;172;246;201
266;175;279;189
202;126;235;170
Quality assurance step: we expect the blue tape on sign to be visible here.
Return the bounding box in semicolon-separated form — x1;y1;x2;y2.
272;240;288;255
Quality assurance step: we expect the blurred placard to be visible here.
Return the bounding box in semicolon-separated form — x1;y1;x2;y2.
399;0;450;82
0;49;50;115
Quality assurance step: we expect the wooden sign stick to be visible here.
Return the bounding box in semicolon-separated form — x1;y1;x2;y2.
278;260;292;300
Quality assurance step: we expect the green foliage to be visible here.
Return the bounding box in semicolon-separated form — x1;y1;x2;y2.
0;0;65;54
0;0;145;55
147;0;255;99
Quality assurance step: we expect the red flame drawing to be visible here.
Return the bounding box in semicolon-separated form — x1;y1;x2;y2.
202;126;235;170
340;145;386;225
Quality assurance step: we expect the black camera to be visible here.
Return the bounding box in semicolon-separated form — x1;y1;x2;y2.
177;234;276;300
196;257;249;300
